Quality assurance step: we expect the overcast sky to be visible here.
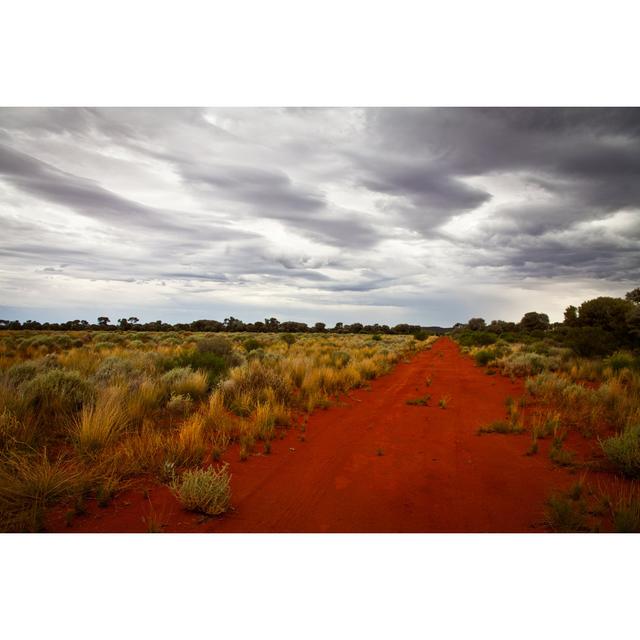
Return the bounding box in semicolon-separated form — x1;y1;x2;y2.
1;107;638;326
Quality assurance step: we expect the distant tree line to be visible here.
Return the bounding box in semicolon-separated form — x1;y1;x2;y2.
453;288;640;356
0;314;447;337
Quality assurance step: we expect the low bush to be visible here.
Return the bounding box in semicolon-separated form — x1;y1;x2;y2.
545;492;589;533
161;367;209;400
171;464;231;516
477;420;524;435
21;369;95;427
474;349;495;366
601;424;640;478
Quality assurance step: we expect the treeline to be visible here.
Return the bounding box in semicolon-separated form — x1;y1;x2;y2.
453;289;640;356
0;315;448;337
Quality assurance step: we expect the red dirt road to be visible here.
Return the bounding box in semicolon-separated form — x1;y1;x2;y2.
51;337;579;533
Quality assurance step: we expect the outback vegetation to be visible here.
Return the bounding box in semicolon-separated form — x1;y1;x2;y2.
1;288;639;533
0;328;429;531
460;289;640;532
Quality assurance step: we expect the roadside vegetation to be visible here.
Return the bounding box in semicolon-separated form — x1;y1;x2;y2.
0;329;433;531
456;288;640;532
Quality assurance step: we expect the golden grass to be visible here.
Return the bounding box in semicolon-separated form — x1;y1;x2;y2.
0;450;81;532
74;385;129;454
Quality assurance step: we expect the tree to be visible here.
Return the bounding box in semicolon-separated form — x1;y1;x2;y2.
625;288;640;305
519;312;550;333
314;322;326;333
127;317;139;325
626;306;640;338
467;317;486;331
97;316;110;326
564;305;578;326
577;297;634;340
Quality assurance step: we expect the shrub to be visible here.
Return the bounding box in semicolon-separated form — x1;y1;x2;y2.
601;424;640;478
564;327;618;357
193;336;241;367
161;367;209;400
498;352;559;377
243;338;262;352
607;351;636;373
171;464;231;516
93;356;134;384
166;393;194;417
474;350;495;366
21;369;95;426
545;492;588;532
406;394;431;406
456;331;497;347
281;334;296;348
6;362;40;386
477;420;524;435
175;350;228;381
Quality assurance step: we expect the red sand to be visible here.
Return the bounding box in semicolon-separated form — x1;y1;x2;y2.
49;337;585;533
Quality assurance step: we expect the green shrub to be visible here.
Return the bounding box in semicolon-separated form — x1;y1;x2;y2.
474;349;495;366
456;331;498;347
243;337;262;352
21;369;95;426
601;424;640;478
607;351;636;373
6;362;40;386
195;336;240;366
171;464;231;516
175;350;227;381
93;356;135;384
281;334;296;348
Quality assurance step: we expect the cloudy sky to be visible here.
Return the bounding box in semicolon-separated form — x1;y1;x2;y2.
0;107;638;326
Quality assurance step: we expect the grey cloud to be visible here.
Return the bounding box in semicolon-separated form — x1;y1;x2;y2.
2;107;639;325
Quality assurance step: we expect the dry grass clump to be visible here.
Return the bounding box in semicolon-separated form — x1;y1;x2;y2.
113;426;169;477
600;482;640;532
171;412;208;467
172;464;231;515
253;403;276;441
127;379;163;426
74;385;129;454
0;451;81;532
